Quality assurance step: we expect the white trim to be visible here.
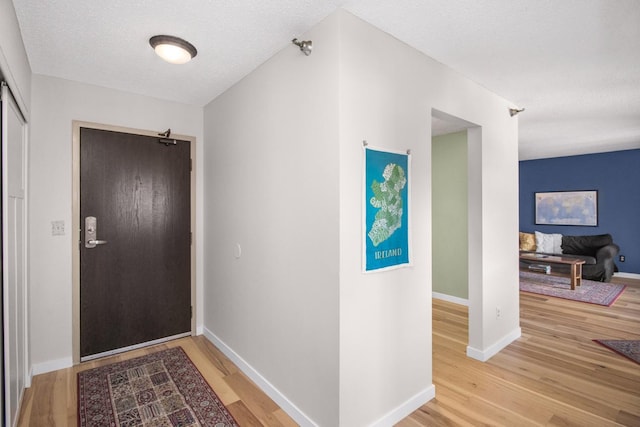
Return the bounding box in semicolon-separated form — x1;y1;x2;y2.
467;327;522;362
614;272;640;280
368;385;436;427
31;357;73;376
80;332;192;362
203;327;318;427
432;292;469;306
22;115;30;392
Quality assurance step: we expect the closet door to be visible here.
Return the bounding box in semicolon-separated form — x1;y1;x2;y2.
1;82;28;427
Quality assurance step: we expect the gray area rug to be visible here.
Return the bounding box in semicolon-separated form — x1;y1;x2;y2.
519;271;626;306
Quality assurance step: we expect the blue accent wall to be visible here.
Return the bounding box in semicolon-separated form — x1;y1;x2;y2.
519;149;640;274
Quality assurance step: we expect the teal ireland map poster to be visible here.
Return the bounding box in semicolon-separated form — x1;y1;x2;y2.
364;147;410;272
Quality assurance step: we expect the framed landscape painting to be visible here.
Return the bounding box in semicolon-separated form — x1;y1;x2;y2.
535;190;598;226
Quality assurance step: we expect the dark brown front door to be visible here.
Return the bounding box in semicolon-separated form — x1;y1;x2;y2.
80;127;191;359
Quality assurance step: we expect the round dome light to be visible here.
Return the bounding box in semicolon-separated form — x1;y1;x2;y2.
149;35;197;64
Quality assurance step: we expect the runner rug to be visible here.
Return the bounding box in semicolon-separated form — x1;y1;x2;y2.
78;346;238;426
593;340;640;365
519;271;626;306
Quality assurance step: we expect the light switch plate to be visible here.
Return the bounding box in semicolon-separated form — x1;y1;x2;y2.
52;220;65;236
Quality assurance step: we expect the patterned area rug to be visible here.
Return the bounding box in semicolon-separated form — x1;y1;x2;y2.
594;340;640;365
519;271;626;306
78;346;238;426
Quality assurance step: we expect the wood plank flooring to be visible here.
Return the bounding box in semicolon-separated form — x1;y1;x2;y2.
400;276;640;426
17;336;298;426
18;276;640;426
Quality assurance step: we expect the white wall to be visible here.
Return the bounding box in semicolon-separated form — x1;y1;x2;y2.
202;14;341;427
337;11;520;425
202;9;519;426
0;0;31;116
29;75;204;373
337;13;433;425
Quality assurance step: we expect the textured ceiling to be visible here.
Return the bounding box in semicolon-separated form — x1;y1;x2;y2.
12;0;640;159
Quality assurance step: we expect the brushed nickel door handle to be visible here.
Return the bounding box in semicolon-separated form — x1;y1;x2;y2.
85;216;108;248
88;239;108;245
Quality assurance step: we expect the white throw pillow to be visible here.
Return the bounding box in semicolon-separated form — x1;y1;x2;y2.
535;231;563;254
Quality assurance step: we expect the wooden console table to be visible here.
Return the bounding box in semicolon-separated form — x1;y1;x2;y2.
519;253;586;290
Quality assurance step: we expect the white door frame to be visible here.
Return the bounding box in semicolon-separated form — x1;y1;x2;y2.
431;109;483;357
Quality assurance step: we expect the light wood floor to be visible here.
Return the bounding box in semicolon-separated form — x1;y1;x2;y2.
18;277;640;426
400;276;640;426
18;336;298;426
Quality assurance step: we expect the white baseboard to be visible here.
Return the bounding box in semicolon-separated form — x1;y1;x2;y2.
467;327;522;362
202;327;318;427
26;366;31;388
31;356;73;376
614;272;640;279
369;385;436;427
432;292;469;306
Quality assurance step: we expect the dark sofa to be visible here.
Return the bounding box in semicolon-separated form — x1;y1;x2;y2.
520;233;619;282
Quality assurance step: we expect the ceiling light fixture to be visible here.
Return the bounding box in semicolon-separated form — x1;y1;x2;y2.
292;38;313;56
509;107;525;117
149;35;197;64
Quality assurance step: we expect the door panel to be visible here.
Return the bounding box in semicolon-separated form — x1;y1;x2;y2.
80;128;191;358
2;82;28;427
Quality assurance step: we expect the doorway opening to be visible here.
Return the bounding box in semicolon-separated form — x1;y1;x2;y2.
431;109;482;355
